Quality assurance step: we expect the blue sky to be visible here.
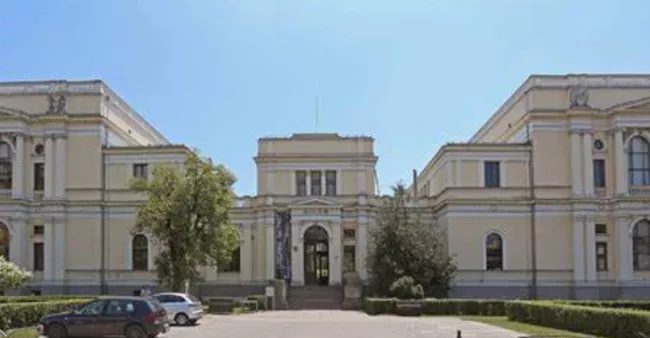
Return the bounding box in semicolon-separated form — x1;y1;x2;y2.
2;0;650;195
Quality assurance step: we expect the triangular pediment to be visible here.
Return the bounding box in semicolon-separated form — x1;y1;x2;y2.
605;97;650;113
292;197;340;207
0;106;29;119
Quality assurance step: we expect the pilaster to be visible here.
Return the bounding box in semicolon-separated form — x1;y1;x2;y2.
572;216;585;281
583;132;594;196
614;129;628;196
616;217;632;282
585;220;596;281
265;222;275;280
44;136;54;199
11;133;24;199
570;131;584;196
306;171;311;196
54;221;66;280
240;223;253;282
329;222;342;285
291;222;304;285
8;218;26;269
55;135;67;199
356;219;368;281
43;221;54;281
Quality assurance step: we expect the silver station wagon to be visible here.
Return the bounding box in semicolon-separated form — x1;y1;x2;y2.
152;292;204;326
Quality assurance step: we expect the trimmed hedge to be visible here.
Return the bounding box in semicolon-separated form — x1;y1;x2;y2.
0;299;92;330
0;295;94;304
554;300;650;311
246;294;268;311
363;298;506;316
506;301;650;338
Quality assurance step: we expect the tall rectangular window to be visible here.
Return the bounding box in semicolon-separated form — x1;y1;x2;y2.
596;242;608;271
310;170;322;196
325;170;337;196
33;242;44;271
594;159;606;188
484;161;500;188
33;163;45;191
296;171;307;196
133;163;148;179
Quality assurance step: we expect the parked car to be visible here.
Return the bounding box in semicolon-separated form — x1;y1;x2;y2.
152;292;203;326
36;296;170;338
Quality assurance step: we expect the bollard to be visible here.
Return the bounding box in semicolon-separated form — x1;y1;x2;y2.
456;330;462;338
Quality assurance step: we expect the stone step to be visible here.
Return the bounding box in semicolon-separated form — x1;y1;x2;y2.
287;286;343;310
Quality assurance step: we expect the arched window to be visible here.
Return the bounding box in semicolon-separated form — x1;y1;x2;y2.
0;143;12;190
628;136;650;185
132;234;148;271
0;222;9;259
633;220;650;271
485;233;503;271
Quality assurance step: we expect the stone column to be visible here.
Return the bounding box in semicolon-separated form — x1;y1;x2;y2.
329;223;342;285
570;131;583;196
320;171;326;196
44;136;54;199
44;222;54;282
585;220;597;281
11;134;24;199
617;217;632;282
265;222;275;280
356;220;368;281
54;221;66;280
614;129;628;196
572;217;585;281
55;136;67;199
8;219;26;268
240;223;253;282
336;170;342;195
291;223;303;285
583;132;595;196
306;171;311;196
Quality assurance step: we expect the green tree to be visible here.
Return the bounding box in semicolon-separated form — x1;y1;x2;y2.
132;152;239;291
367;183;456;298
0;256;31;293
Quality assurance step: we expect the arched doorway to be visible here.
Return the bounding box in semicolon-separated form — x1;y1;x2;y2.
0;222;9;260
304;225;329;285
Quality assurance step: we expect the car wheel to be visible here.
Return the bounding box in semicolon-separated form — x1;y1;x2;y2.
175;313;190;326
125;324;146;338
46;323;68;338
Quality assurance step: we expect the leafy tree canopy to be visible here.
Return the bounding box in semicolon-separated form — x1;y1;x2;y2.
0;256;31;291
132;152;239;291
367;183;456;298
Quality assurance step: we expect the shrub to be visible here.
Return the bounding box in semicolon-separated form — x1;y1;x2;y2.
506;300;650;338
554;300;650;311
0;257;31;293
0;295;95;304
363;298;506;316
246;294;267;311
389;276;424;300
0;299;91;330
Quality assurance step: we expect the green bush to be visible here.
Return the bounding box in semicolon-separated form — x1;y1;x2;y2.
0;295;94;304
363;298;397;315
554;300;650;311
0;299;91;330
389;276;424;300
363;298;506;316
506;300;650;338
246;294;267;311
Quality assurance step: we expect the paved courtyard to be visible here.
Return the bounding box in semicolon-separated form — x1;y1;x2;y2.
164;311;527;338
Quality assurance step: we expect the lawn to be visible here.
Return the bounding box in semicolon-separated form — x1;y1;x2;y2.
462;316;599;337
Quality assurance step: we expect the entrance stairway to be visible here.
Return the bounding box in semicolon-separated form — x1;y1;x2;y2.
287;285;343;310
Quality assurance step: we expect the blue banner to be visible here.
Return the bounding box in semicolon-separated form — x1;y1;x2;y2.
274;210;292;283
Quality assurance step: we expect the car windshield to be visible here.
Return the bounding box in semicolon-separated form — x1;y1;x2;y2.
186;294;200;303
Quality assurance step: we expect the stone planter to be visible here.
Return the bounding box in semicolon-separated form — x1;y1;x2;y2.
395;299;423;317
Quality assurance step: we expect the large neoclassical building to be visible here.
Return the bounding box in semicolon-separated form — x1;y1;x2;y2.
1;75;650;300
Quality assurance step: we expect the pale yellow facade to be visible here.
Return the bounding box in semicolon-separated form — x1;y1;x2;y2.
2;75;650;299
